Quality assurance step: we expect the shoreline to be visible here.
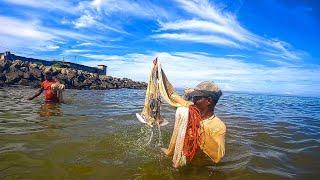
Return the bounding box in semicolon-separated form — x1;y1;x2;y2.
0;57;147;90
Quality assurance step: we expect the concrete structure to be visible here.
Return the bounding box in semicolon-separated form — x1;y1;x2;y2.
1;51;107;75
97;65;107;75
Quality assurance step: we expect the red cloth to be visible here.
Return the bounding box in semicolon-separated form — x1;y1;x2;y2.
41;79;58;102
183;105;202;161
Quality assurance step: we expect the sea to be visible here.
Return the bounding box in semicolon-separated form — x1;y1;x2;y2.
0;87;319;179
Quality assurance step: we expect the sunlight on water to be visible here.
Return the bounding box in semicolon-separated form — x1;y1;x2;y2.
0;87;319;179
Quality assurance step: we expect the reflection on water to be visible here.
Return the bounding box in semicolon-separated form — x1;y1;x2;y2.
39;103;63;117
0;87;319;179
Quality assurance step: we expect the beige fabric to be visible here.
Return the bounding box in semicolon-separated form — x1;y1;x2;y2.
141;63;159;126
166;107;189;167
157;63;192;107
140;61;192;126
51;83;65;103
199;115;226;163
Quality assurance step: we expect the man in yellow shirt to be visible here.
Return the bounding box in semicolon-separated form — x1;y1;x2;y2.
161;81;226;168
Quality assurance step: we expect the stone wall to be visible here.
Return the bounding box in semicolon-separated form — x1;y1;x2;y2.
0;57;147;90
1;52;107;75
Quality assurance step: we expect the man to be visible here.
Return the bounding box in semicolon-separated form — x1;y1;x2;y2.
161;81;226;168
28;71;63;103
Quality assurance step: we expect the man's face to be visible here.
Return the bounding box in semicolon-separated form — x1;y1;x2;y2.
193;96;212;111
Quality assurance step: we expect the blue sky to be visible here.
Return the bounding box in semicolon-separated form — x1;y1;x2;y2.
0;0;319;96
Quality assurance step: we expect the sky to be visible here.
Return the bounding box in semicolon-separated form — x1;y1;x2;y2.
0;0;319;96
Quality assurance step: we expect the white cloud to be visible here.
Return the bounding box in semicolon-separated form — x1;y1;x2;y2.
81;54;124;61
157;19;252;43
73;12;96;29
153;0;305;61
79;51;320;96
261;40;305;60
175;0;233;25
1;0;77;14
152;33;239;47
0;16;55;41
0;15;98;52
89;0;170;19
45;44;60;51
63;49;92;54
70;1;131;34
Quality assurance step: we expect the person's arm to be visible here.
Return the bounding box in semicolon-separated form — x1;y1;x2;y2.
28;87;43;100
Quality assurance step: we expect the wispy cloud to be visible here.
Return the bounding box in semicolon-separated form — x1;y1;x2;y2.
81;54;125;61
90;0;170;20
157;19;252;43
152;33;239;47
74;42;124;49
0;15;98;52
153;0;305;61
0;0;77;14
71;9;129;34
63;49;92;54
71;0;170;34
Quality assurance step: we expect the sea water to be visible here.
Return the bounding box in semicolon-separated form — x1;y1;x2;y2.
0;87;319;179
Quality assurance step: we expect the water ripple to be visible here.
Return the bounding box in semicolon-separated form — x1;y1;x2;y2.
0;88;319;178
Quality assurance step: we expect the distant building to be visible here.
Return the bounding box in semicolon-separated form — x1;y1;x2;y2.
0;51;108;75
0;51;13;61
97;65;107;75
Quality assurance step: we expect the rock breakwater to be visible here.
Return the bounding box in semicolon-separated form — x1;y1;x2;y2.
0;59;147;90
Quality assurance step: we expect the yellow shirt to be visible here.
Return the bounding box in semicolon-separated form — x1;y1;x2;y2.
164;108;226;167
199;115;226;163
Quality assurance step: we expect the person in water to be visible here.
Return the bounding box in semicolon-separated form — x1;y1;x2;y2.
161;81;226;168
28;71;64;103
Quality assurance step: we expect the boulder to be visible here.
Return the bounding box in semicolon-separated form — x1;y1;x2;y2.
23;72;31;79
0;60;11;73
61;68;67;75
72;75;86;89
5;70;24;84
83;79;93;86
21;61;29;67
66;69;77;80
11;60;23;69
29;67;43;79
39;65;46;71
44;67;52;73
20;66;28;72
0;73;6;81
29;63;38;69
18;79;30;86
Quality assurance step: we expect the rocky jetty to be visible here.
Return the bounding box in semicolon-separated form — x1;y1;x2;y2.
0;59;147;90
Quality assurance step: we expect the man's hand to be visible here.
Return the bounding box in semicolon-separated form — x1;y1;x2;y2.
153;57;158;65
161;148;170;156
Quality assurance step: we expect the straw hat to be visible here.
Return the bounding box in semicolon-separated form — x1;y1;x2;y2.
184;81;222;103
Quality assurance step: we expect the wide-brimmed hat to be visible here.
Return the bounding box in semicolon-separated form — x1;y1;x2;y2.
184;81;222;103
